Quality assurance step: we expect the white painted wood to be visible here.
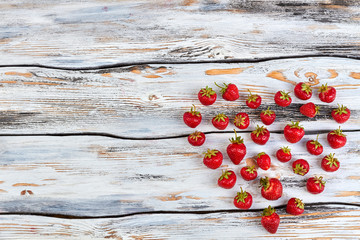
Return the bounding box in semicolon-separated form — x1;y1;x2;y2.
0;132;358;216
0;57;359;137
0;1;359;67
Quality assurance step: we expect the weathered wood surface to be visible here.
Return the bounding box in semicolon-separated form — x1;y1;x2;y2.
0;57;359;137
0;0;359;67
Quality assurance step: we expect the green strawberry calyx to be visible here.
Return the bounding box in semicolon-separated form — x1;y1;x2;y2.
325;153;339;168
203;149;219;159
189;131;203;141
188;104;201;116
279;91;291;101
314;104;320;116
301;83;312;94
260;176;270;191
257;152;267;158
234;114;247;127
247;89;259;102
252;125;268;137
235;187;248;203
318;83;330;93
245;165;257;174
262;205;276;216
288;121;304;129
310;134;322;149
219;170;232;181
330;126;346;137
334;104;349;115
200;86;216;98
314;176;326;189
262;107;274;116
214;113;227;122
229;129;244;144
280;146;291;154
295;198;305;209
214;82;229;94
293;164;307;176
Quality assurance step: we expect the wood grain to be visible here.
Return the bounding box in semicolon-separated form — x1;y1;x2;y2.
0;57;359;137
0;1;359;67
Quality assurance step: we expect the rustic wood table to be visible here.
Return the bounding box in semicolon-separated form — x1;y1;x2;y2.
0;1;359;239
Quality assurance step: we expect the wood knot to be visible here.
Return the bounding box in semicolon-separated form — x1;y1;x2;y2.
21;190;34;196
148;95;159;101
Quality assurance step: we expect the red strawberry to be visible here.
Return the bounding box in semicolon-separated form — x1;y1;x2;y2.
300;102;319;118
292;159;310;176
276;146;292;163
327;127;347;149
240;165;257;181
234;112;250;130
260;107;276;125
227;130;247;165
294;82;312;100
233;187;253;210
321;153;340;172
251;125;270;145
261;206;280;234
203;149;223;169
284;121;305;143
319;83;336;103
256;152;271;170
260;177;283;200
212;113;229;130
198;86;217;105
307;176;326;194
274;90;292;107
246;89;261;109
215;82;239;101
188;131;205;146
306;134;323;155
218;170;236;189
183;105;202;128
286;198;305;215
331;104;351;124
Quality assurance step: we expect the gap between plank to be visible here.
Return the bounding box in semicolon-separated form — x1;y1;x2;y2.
0;54;359;70
0;202;358;220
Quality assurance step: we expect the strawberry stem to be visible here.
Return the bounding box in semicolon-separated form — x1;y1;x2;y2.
262;205;275;216
229;129;244;144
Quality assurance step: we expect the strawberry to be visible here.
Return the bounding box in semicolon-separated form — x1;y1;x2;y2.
284;121;305;143
234;112;250;130
286;198;305;215
274;90;292;107
240;165;257;181
260;107;276;125
203;149;223;169
212;113;229;130
215;82;239;101
233;187;253;210
251;125;270;145
321;153;340;172
261;206;280;234
256;152;271;170
188;131;205;146
183;105;202;128
300;102;319;118
327;126;347;149
260;177;283;200
198;86;217;105
276;146;292;163
307;176;326;194
246;89;261;109
292;159;310;176
306;134;323;155
227;130;247;165
218;170;236;189
331;104;351;124
319;83;336;103
294;82;312;100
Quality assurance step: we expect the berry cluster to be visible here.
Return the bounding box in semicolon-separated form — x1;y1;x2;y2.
183;81;350;234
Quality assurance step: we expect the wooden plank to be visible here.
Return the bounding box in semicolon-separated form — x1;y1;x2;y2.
0;132;358;216
0;205;359;239
0;1;359;67
0;57;359;137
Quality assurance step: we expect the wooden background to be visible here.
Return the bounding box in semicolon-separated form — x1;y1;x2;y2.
0;0;359;239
